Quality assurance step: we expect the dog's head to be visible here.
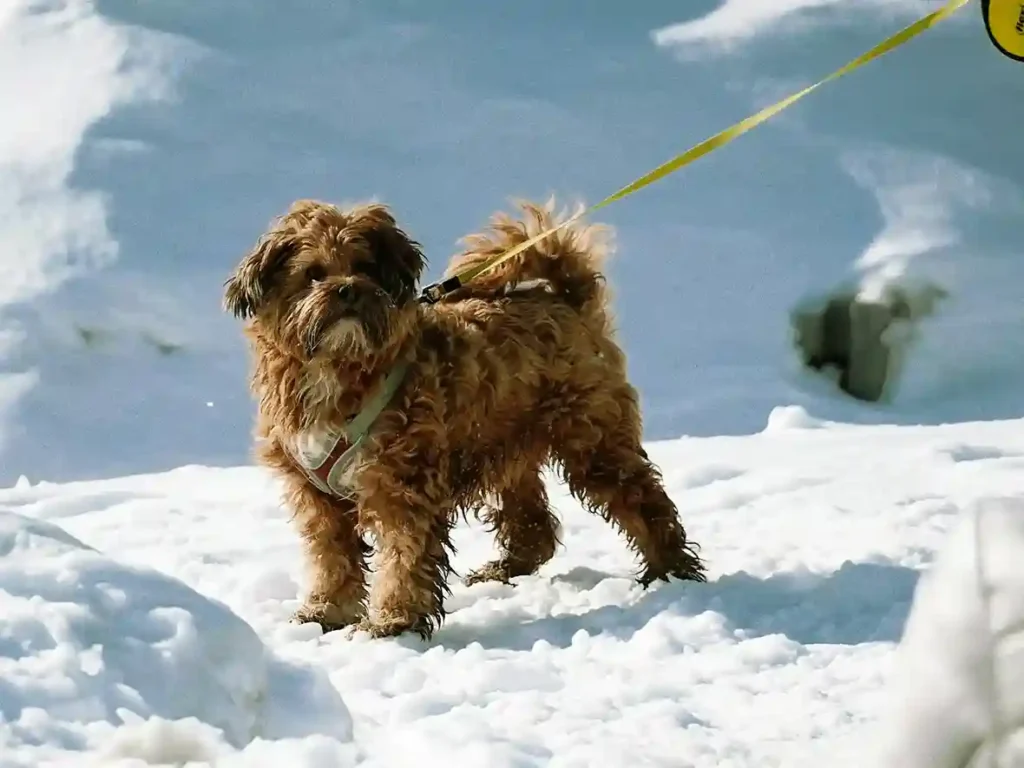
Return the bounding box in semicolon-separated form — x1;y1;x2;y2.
224;199;425;360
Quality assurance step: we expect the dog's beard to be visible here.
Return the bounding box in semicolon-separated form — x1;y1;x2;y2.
317;317;368;354
287;284;392;358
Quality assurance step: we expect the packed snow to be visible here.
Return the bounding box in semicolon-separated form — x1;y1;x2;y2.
4;409;1024;766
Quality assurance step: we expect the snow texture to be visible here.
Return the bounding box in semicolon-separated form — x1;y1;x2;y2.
5;414;1024;765
875;495;1024;767
0;507;354;767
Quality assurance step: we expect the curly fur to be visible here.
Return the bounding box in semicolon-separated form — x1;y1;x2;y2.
224;196;706;640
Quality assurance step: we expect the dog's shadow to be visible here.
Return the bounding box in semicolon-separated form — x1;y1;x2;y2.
432;561;920;651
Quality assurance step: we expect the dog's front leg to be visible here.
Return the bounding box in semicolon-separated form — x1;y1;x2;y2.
282;472;371;632
257;438;371;631
358;476;454;641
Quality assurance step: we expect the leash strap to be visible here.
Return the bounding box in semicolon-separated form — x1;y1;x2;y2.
418;0;971;305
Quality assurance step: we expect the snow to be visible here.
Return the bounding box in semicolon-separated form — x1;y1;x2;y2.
650;0;967;55
2;2;1023;764
871;494;1012;767
0;507;354;767
5;414;1024;765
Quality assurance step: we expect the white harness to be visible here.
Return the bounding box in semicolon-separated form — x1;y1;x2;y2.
287;359;409;498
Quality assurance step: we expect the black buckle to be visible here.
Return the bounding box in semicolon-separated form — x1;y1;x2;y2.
418;276;463;304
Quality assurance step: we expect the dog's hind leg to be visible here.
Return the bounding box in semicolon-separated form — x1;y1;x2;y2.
465;466;561;586
553;386;707;586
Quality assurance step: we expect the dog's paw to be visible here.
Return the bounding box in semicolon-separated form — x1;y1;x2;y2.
354;614;435;641
291;602;363;633
464;560;514;586
637;547;708;588
464;557;536;586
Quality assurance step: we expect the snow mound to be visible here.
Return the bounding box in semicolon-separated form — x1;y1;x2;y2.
763;405;825;432
874;495;1024;766
0;510;355;767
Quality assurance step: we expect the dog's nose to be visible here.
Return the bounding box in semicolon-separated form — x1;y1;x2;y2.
337;284;354;302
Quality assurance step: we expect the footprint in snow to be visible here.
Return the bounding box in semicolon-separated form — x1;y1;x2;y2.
944;444;1015;463
549;566;617;591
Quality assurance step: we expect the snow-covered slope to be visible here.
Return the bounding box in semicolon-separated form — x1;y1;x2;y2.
4;412;1024;766
2;0;1022;485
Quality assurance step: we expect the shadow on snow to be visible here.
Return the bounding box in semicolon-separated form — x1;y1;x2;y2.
434;560;919;651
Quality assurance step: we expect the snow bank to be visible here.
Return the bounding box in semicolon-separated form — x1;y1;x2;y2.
650;0;1024;432
874;495;1024;767
0;0;178;461
7;419;1024;765
0;510;355;767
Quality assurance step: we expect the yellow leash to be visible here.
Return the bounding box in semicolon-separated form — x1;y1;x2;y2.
419;0;972;304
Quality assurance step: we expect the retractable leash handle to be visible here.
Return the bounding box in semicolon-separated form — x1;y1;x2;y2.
418;276;463;305
981;0;1024;61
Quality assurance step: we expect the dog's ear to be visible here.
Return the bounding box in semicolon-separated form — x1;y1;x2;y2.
223;234;296;319
360;205;426;306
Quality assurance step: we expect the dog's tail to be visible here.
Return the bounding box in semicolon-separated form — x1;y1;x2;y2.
444;198;614;323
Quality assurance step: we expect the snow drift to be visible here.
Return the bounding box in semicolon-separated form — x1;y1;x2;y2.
0;507;355;767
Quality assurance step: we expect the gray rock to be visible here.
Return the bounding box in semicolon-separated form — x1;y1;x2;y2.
791;283;947;403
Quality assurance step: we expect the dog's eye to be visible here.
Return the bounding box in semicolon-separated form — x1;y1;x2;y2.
305;265;327;283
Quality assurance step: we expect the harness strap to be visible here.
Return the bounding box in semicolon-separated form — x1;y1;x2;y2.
290;358;410;496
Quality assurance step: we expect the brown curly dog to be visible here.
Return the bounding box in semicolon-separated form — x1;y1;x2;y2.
223;197;706;640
